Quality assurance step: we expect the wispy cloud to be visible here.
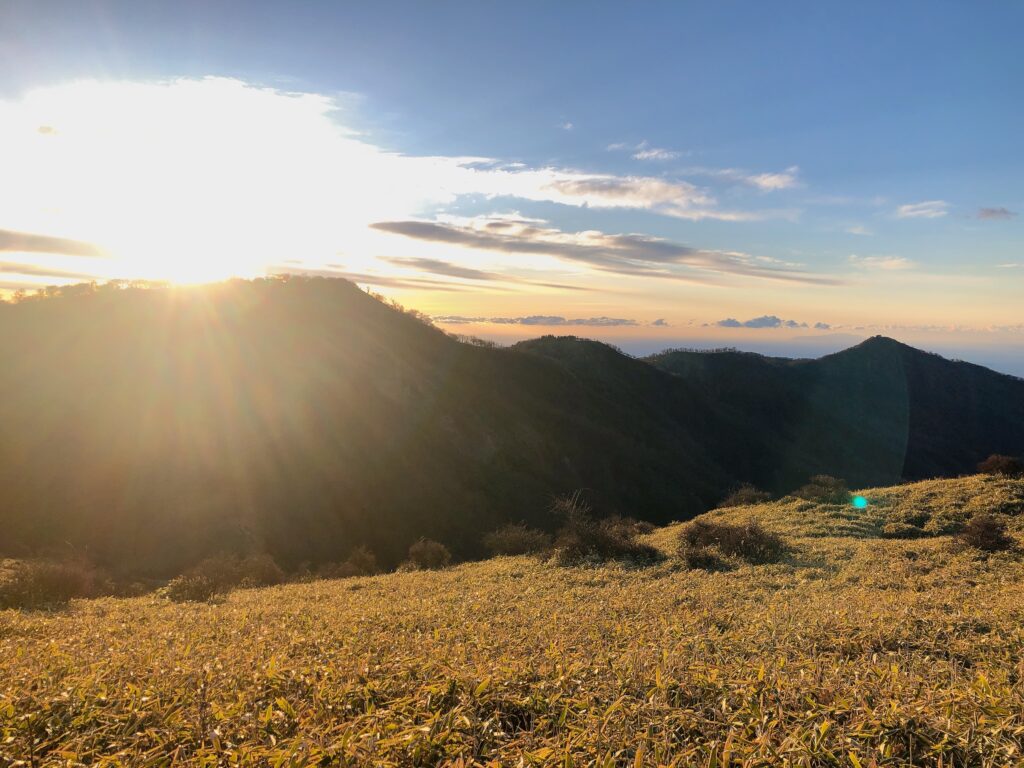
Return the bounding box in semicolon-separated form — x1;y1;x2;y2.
382;257;499;281
0;261;100;280
977;207;1017;220
895;200;949;219
380;255;590;291
712;315;808;329
848;254;916;271
0;229;106;257
845;225;872;236
0;77;791;285
559;121;574;131
608;140;683;161
268;265;475;292
435;315;639;327
681;165;801;191
373;216;841;285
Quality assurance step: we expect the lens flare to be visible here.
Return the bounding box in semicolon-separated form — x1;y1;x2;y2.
852;495;868;508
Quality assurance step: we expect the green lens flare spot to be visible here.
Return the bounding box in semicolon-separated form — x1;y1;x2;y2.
852;495;868;509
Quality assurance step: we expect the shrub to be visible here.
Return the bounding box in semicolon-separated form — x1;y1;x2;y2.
954;514;1014;553
678;520;788;565
553;493;662;566
164;552;284;602
719;484;772;508
678;543;727;571
319;546;379;579
236;553;285;587
978;454;1024;477
0;560;105;609
881;522;928;539
793;475;850;504
407;539;452;570
483;524;552;557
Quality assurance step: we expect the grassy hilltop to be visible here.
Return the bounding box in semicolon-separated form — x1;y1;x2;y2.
3;474;1024;766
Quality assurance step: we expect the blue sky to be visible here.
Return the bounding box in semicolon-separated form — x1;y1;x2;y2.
1;1;1022;371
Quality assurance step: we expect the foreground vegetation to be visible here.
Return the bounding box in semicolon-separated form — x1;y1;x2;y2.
3;474;1024;766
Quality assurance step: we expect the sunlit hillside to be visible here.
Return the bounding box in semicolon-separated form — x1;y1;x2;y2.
3;474;1023;765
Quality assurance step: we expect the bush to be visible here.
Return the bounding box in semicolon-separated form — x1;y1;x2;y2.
483;524;552;557
164;553;284;602
406;539;452;570
319;546;379;579
881;522;928;539
978;454;1024;477
0;560;105;609
678;543;727;571
236;553;285;587
553;493;662;566
954;514;1014;553
678;520;788;565
719;484;772;508
793;475;850;504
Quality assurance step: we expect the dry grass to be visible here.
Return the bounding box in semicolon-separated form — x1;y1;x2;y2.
3;475;1024;765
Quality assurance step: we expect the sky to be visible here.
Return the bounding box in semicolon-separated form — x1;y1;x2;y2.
1;1;1022;372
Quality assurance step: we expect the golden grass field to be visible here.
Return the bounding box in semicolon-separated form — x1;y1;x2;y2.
3;475;1024;766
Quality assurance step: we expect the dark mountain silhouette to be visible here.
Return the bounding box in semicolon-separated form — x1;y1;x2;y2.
1;277;1022;575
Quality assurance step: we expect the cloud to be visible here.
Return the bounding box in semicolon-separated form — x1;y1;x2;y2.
268;266;473;292
848;254;916;271
713;315;808;329
681;165;800;191
977;207;1017;220
996;263;1021;269
895;200;949;219
434;315;638;327
559;122;574;131
380;255;591;291
0;77;790;284
0;261;100;280
652;318;669;327
845;225;872;236
607;140;682;161
382;257;499;281
745;166;801;191
0;229;106;257
814;321;832;330
373;216;840;285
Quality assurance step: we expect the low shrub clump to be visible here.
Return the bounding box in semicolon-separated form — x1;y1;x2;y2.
0;560;107;609
405;538;452;570
953;514;1015;553
483;523;552;557
318;546;379;579
679;519;788;566
793;475;850;504
678;542;728;571
977;454;1024;477
164;553;284;602
719;484;772;508
553;493;662;566
881;522;928;539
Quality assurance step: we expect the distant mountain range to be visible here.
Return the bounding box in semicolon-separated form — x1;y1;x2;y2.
2;277;1022;575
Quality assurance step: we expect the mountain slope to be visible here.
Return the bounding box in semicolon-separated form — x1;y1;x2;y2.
1;277;1022;575
3;475;1024;765
648;336;1024;490
0;279;725;574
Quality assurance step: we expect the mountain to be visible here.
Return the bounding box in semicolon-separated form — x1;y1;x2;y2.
647;337;1024;490
1;277;1022;575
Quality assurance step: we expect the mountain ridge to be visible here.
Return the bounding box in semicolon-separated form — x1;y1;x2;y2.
1;277;1021;575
